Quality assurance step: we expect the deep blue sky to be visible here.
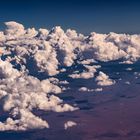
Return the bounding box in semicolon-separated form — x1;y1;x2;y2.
0;0;140;34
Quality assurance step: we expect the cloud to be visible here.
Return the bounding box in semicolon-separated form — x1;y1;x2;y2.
69;71;94;79
78;87;94;92
0;21;140;131
69;65;99;79
78;87;102;92
95;71;115;86
5;21;26;39
64;121;77;130
0;60;77;130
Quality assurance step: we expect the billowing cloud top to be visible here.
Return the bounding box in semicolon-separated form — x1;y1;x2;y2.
0;21;139;131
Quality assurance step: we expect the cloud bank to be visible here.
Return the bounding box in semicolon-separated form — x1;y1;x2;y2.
0;21;139;131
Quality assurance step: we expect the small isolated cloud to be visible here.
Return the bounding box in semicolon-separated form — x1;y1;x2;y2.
125;81;131;85
64;121;77;130
78;87;94;92
95;71;115;86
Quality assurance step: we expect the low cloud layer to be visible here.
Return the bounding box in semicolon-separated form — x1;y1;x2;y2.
0;21;139;131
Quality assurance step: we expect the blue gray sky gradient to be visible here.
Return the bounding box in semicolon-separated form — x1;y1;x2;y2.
0;0;140;34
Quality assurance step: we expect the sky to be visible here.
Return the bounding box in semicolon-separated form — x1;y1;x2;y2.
0;0;140;34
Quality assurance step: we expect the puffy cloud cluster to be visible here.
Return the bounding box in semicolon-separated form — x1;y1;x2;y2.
95;71;115;86
1;21;140;77
0;21;140;131
0;60;77;130
69;71;94;79
69;65;99;79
